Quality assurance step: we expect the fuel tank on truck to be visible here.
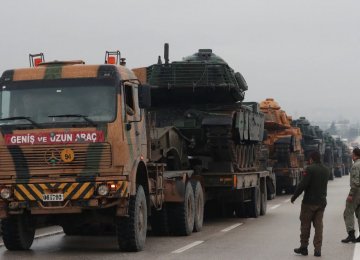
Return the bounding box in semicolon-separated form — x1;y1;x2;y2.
133;44;265;173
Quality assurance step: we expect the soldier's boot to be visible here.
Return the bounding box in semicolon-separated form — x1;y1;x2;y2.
356;235;360;243
341;230;356;243
314;250;321;257
294;247;308;256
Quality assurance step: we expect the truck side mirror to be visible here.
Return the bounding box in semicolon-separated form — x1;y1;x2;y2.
138;84;151;109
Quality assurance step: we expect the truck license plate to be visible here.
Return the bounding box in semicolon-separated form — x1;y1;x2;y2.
42;194;64;202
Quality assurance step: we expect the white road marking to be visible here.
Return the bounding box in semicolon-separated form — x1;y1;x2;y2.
270;204;281;210
353;243;360;260
172;241;204;253
0;229;64;247
284;199;291;203
221;223;243;232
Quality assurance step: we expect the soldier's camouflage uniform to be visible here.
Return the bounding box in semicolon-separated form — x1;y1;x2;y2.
344;158;360;233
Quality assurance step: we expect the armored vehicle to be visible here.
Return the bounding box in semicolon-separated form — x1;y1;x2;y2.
133;44;275;218
260;98;304;194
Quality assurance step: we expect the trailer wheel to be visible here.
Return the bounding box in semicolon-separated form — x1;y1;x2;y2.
328;168;334;180
192;181;204;232
2;213;36;250
235;202;246;218
116;185;147;252
168;182;195;236
62;223;82;236
150;206;170;236
248;187;260;218
260;182;267;216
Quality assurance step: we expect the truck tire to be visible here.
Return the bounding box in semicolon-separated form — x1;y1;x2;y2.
267;175;276;200
192;180;204;232
235;202;246;218
150;206;170;236
1;213;35;250
248;187;260;218
329;168;334;180
260;182;267;216
167;182;195;236
116;185;147;252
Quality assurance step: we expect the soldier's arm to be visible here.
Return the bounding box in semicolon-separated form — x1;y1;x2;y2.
349;165;360;196
292;170;311;202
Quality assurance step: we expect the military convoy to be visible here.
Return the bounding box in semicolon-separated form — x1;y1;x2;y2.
0;47;277;251
0;46;353;252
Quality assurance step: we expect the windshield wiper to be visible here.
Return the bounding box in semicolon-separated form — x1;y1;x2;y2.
48;114;97;127
0;116;41;128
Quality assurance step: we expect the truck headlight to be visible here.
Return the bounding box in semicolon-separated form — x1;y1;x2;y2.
0;187;11;200
97;184;109;196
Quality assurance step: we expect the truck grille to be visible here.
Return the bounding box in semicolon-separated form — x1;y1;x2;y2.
0;143;112;171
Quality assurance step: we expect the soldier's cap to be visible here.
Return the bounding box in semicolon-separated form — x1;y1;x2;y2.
353;147;360;157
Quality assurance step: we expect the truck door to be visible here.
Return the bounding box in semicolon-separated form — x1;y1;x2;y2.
123;82;145;159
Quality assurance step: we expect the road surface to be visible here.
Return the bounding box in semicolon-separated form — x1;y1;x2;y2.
0;175;358;260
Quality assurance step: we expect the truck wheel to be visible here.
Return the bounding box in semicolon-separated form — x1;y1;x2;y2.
150;206;170;236
168;182;195;236
192;181;204;232
267;175;276;200
260;182;267;216
2;213;36;250
235;202;246;218
248;187;260;218
116;185;147;252
329;169;334;180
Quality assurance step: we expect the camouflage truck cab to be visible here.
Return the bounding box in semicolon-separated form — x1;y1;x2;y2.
0;56;200;251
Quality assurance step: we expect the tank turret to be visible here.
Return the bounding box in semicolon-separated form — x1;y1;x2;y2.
145;44;248;106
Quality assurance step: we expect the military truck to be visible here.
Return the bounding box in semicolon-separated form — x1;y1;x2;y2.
341;140;352;175
332;136;345;177
0;52;204;251
260;98;304;194
323;132;336;180
133;44;276;218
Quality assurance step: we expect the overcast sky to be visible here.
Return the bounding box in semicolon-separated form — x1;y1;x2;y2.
1;0;359;123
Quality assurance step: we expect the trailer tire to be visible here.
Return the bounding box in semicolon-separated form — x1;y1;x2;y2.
2;213;35;250
192;181;204;232
168;182;195;236
235;202;246;218
260;182;267;216
329;168;334;180
248;187;260;218
150;206;170;236
62;223;82;236
267;174;276;200
116;185;147;252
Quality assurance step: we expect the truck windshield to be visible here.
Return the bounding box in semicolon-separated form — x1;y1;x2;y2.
0;78;117;126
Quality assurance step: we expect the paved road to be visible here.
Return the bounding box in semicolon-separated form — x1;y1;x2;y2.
0;175;357;260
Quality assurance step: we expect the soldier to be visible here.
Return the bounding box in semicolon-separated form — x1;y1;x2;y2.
291;151;330;257
341;147;360;243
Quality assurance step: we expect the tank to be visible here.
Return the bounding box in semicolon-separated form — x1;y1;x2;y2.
134;44;265;173
260;98;304;194
292;117;323;160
